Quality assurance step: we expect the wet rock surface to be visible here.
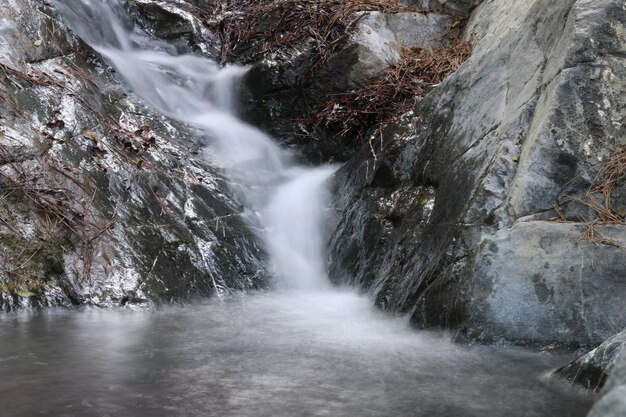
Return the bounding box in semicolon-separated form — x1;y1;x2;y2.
328;0;626;349
0;0;266;311
557;328;626;392
127;0;218;54
408;0;480;16
587;350;626;417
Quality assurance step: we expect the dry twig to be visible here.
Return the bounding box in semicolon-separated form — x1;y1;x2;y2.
310;41;472;138
203;0;417;64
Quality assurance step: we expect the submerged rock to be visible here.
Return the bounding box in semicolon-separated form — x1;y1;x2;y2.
0;0;267;311
328;0;626;349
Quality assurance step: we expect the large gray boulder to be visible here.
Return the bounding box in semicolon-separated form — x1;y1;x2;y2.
0;0;266;310
464;223;626;347
328;0;626;349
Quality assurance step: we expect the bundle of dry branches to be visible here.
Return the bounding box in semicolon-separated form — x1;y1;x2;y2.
310;41;472;138
584;148;625;228
591;145;626;220
564;146;626;223
0;146;113;282
552;145;626;247
203;0;416;64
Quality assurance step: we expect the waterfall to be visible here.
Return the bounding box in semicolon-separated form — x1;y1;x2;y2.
52;0;336;291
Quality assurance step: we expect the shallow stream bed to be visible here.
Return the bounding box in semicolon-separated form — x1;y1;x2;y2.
0;291;593;417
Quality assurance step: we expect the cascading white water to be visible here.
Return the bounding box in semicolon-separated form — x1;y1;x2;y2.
263;166;336;290
53;0;336;290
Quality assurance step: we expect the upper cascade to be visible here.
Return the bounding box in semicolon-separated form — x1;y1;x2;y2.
53;0;336;291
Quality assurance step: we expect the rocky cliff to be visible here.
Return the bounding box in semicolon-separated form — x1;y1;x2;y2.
329;0;626;351
0;0;266;310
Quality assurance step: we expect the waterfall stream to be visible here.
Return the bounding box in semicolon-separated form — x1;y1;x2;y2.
52;0;336;291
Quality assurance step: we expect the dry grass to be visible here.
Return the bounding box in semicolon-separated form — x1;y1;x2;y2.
590;145;626;219
578;146;626;246
203;0;418;64
0;61;126;283
0;146;114;282
573;146;626;222
580;220;623;248
553;145;626;247
201;0;472;144
309;41;472;138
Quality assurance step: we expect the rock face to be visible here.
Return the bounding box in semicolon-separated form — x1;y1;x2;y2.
406;0;481;15
127;0;218;54
336;11;452;88
1;0;623;364
557;328;626;392
239;9;455;161
464;223;626;347
0;0;266;310
328;0;626;349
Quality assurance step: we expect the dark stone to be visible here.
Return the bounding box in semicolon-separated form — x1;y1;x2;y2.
328;0;626;349
586;345;626;417
557;328;626;392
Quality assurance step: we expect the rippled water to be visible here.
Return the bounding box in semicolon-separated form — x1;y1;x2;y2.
0;291;593;417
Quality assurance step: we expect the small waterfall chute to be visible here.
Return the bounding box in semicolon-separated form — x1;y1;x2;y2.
53;0;336;290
